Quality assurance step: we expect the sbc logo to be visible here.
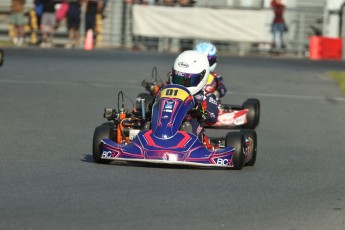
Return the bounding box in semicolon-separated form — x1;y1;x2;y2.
102;151;112;158
216;158;229;166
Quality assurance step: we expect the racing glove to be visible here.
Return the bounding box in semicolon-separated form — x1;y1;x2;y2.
190;104;207;121
215;76;227;98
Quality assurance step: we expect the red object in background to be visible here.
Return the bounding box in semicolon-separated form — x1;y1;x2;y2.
309;36;343;60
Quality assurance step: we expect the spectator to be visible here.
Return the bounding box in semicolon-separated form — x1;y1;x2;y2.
55;0;69;29
65;0;82;48
40;0;57;47
85;0;103;45
34;0;43;31
270;0;287;52
10;0;26;46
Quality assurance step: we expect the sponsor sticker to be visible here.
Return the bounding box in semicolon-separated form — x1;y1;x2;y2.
178;62;189;68
102;151;112;158
161;88;189;100
216;158;229;166
209;96;218;105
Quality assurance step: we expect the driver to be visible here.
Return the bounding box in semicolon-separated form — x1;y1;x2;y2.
194;42;227;101
170;50;218;140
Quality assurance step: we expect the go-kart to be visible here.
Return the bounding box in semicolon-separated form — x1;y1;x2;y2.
136;67;260;129
93;85;257;169
205;98;260;129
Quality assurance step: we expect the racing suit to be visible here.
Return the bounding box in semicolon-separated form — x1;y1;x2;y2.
205;72;227;99
183;90;218;140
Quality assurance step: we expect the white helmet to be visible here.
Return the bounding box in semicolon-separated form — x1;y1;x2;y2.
194;42;217;72
171;50;210;95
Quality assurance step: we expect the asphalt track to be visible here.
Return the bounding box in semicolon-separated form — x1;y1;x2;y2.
0;49;345;230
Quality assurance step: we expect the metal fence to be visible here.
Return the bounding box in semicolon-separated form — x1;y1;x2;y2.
109;2;317;57
0;0;335;57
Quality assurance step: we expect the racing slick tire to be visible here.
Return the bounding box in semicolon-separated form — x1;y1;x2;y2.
241;129;257;166
136;93;154;113
0;49;4;66
246;98;260;127
242;99;260;129
226;132;246;170
92;122;115;164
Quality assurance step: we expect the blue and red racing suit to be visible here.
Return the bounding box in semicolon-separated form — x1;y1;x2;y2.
205;72;227;99
184;90;218;140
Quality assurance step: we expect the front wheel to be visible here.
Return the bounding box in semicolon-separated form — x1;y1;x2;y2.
225;132;245;170
241;129;257;166
92;123;114;164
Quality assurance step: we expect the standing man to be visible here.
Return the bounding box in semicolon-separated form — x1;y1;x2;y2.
65;0;82;48
40;0;57;47
271;0;287;52
10;0;26;46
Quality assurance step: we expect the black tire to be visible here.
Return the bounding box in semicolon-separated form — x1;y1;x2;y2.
246;98;260;127
241;129;257;166
242;99;260;129
136;93;154;113
0;49;4;66
92;123;114;164
225;132;245;170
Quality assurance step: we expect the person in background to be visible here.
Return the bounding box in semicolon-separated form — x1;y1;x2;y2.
194;42;227;102
34;0;43;33
40;0;57;47
270;0;286;52
10;0;26;46
65;0;82;48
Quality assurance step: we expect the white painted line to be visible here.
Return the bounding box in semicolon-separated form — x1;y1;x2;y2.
228;91;345;102
1;79;344;102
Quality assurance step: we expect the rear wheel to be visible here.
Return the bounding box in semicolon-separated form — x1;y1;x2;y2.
92;123;114;164
242;99;260;129
225;132;245;170
241;129;257;166
247;98;260;127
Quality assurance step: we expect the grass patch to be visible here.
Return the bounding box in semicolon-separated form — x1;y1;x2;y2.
327;72;345;96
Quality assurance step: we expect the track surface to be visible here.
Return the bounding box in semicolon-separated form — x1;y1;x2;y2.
1;49;345;230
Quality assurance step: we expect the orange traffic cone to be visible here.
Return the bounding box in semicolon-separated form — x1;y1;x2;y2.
84;29;94;50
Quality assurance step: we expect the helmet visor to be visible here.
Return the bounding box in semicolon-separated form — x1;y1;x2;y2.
208;56;217;67
172;70;206;87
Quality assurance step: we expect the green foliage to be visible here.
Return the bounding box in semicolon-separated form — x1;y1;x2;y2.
327;72;345;96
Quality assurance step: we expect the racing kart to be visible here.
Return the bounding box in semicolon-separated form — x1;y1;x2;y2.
136;67;260;129
93;85;257;169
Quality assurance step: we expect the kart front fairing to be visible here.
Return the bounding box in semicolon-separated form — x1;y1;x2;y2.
100;85;237;167
151;84;194;139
